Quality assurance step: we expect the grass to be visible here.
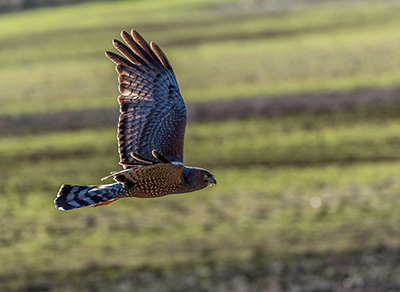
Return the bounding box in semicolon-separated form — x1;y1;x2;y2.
2;158;400;282
3;109;400;168
2;110;400;283
2;0;400;290
1;0;400;115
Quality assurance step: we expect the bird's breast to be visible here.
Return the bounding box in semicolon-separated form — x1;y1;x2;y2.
124;176;184;198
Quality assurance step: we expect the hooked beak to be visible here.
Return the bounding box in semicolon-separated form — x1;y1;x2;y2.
208;176;217;186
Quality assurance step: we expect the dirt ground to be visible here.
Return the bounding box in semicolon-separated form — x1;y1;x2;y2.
2;86;400;137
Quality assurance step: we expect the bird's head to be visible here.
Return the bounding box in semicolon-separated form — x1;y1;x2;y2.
182;167;217;192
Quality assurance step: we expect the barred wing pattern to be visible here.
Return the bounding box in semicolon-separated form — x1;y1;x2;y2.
106;30;187;168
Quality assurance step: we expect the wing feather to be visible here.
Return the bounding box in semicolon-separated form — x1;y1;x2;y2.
106;29;187;167
150;42;173;70
112;39;145;66
130;29;160;63
105;51;136;69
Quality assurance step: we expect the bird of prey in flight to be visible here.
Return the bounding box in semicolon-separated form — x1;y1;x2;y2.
55;29;216;211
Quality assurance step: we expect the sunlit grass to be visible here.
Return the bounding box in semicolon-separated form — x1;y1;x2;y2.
2;156;400;276
2;111;400;277
2;0;400;289
1;0;400;115
3;111;400;167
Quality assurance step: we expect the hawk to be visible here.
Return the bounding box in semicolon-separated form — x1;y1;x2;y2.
54;29;216;211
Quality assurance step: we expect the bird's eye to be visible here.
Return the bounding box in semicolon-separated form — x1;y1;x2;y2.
202;173;208;180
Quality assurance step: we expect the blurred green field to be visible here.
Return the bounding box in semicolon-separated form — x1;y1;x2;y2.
2;0;400;291
3;109;400;289
1;0;400;115
3;110;400;168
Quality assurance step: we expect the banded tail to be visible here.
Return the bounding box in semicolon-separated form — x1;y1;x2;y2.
54;183;124;211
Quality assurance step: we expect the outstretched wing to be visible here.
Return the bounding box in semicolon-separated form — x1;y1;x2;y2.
106;29;187;168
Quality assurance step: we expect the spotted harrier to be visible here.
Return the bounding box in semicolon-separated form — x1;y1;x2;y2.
54;29;216;211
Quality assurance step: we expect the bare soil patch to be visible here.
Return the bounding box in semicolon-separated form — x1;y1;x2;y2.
2;87;400;137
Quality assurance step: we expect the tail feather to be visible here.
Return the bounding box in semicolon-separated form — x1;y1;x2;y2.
54;183;124;211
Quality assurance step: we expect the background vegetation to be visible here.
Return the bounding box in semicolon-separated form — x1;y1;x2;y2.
1;0;400;291
0;0;97;13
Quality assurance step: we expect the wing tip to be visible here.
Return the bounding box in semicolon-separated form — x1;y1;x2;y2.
106;28;172;70
150;41;172;70
121;30;129;38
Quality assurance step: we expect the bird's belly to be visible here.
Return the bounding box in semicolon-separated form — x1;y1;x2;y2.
124;180;181;198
